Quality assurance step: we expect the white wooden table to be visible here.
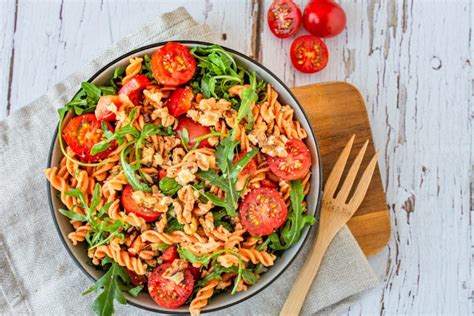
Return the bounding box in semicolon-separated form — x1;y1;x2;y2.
1;0;472;314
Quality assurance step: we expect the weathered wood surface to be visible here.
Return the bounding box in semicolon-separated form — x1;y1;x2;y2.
1;0;472;314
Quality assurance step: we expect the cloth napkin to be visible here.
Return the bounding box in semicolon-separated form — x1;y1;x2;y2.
0;7;378;316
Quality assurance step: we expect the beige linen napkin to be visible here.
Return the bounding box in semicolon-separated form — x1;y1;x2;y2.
0;7;378;316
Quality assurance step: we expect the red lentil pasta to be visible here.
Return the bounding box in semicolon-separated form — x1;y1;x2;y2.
45;42;315;315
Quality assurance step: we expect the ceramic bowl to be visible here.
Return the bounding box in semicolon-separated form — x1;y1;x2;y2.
47;41;322;314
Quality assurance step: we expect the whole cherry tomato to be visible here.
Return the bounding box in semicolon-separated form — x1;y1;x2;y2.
303;0;346;38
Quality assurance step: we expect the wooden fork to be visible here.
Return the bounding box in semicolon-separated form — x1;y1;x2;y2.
280;135;379;316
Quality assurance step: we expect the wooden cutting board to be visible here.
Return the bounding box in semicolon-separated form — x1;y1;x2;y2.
291;82;390;256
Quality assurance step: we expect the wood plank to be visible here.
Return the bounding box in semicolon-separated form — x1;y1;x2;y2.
1;0;255;118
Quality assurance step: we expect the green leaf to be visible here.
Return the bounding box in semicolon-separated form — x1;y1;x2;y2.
165;217;184;233
197;170;230;191
83;261;129;316
120;143;151;192
151;243;170;251
81;82;102;101
237;87;257;128
242;269;258;285
269;180;316;250
180;128;190;151
159;177;182;196
128;285;144;297
99;86;116;96
232;148;258;178
58;208;87;221
179;247;244;295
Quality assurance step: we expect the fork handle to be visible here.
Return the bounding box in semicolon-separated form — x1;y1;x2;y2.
280;230;334;316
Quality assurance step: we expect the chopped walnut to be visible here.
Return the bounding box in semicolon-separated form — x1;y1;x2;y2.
141;145;155;165
261;135;289;157
131;190;172;213
187;98;231;127
143;89;164;107
151;107;175;127
248;121;268;147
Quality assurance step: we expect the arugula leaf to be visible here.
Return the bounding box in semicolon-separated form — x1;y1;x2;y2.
180;128;190;151
268;180;316;250
197;147;258;216
151;242;170;251
111;67;125;91
120;142;151;192
165;216;184;233
242;269;258;285
58;208;87;221
83;260;129;316
190;130;227;150
81;82;102;101
178;247;243;294
142;54;155;81
159;177;182;196
128;285;144;297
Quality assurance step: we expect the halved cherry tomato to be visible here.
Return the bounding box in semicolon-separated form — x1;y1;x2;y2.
260;178;278;189
165;86;194;117
267;138;311;180
148;262;195;309
151;42;196;87
303;0;346;38
118;74;150;105
95;95;122;121
62;114;116;163
161;246;178;263
127;269;147;286
239;187;288;236
121;185;161;222
267;0;302;38
233;151;257;177
176;117;211;148
290;35;328;73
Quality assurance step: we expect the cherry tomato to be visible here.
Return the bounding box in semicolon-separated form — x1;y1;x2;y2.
165;86;194;117
148;262;195;309
239;187;288;236
175;117;211;149
233;151;257;177
121;185;161;222
151;42;196;87
188;265;201;281
303;0;346;38
290;35;328;73
127;269;147;286
267;138;311;180
118;74;150;105
95;95;122;121
62;114;116;163
161;246;178;263
158;170;167;179
267;0;302;38
260;178;278;189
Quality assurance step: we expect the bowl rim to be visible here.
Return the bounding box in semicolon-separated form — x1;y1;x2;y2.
46;40;323;314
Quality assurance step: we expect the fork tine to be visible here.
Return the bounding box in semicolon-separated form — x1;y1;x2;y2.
348;151;379;211
324;135;355;199
335;140;369;204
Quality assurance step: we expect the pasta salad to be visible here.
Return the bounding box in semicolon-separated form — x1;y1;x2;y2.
45;42;315;315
